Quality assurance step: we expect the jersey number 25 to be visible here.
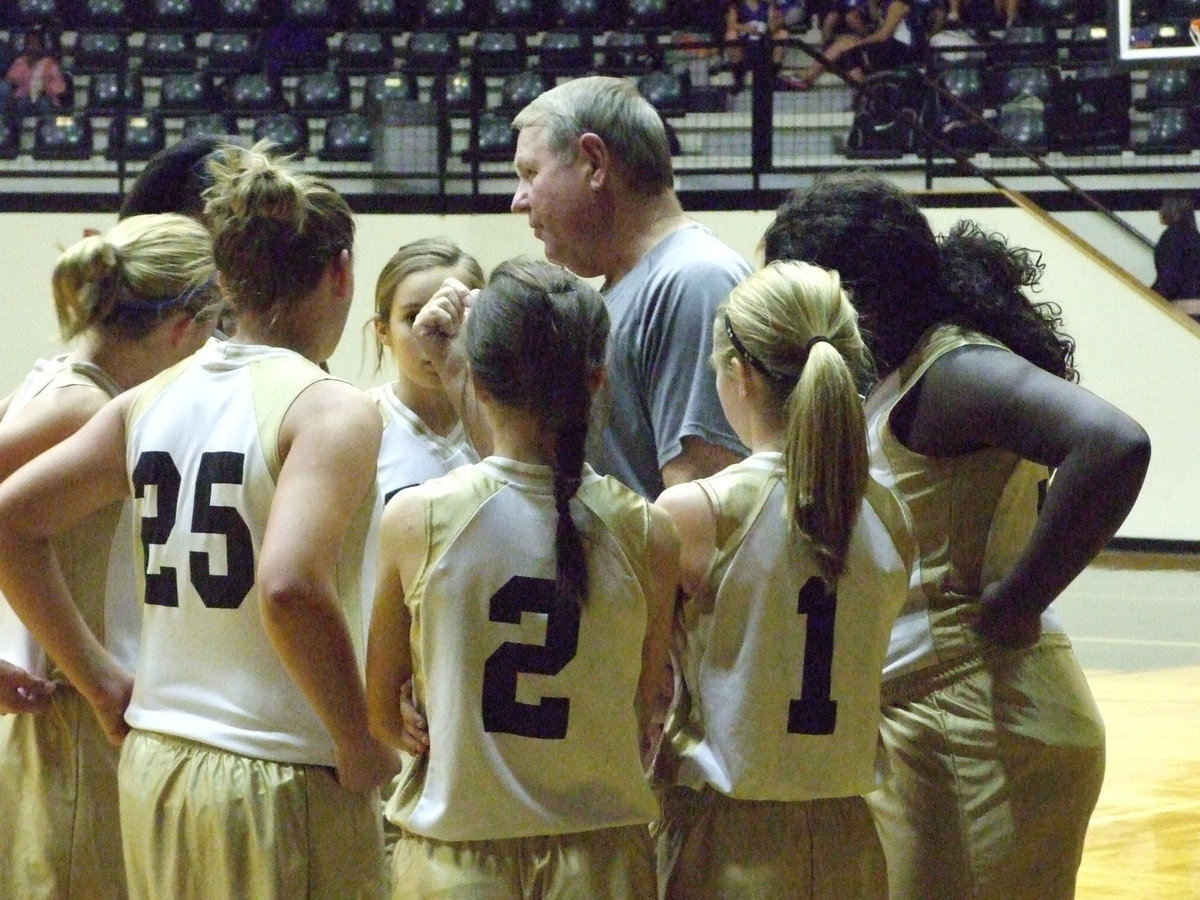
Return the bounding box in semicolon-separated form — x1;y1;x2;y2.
132;450;255;610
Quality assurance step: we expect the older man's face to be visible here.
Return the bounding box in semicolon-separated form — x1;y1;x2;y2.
511;124;603;278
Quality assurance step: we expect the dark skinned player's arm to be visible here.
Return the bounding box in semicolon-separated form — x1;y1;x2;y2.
894;345;1150;619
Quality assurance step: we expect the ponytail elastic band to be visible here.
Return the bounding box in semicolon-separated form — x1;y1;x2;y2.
805;335;832;353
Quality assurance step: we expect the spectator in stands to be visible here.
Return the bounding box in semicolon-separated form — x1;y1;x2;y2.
4;29;68;116
819;0;872;45
1151;193;1200;309
946;0;1019;29
724;1;790;93
784;0;924;89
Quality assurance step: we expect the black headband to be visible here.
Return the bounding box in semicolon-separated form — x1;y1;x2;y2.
724;314;834;383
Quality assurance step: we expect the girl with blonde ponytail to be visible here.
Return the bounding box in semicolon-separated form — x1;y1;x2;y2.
367;258;678;899
0;212;220;900
652;260;915;899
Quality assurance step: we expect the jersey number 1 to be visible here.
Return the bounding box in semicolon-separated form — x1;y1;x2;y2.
132;450;255;610
481;576;580;739
787;576;838;735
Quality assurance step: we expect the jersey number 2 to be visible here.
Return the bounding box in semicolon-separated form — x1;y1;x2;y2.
481;576;580;739
132;450;255;610
787;576;838;735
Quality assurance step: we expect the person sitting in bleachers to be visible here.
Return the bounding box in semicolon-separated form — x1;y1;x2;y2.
4;29;69;116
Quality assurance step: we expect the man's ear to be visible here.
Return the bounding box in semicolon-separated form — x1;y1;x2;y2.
577;132;608;189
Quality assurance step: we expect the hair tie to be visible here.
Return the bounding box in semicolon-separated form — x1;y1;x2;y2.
805;335;832;354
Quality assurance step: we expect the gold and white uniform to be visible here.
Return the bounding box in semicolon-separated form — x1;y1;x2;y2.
655;452;913;900
865;325;1106;900
119;338;385;900
0;356;134;900
386;458;660;899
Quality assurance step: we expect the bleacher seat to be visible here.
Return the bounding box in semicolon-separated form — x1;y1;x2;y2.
207;31;258;74
637;70;689;117
227;73;287;114
87;71;144;114
404;31;458;75
420;0;470;28
628;0;671;27
141;31;198;73
470;112;517;161
337;32;395;72
497;70;547;113
990;103;1049;156
182;111;241;140
107;112;167;161
33;114;93;161
216;0;268;26
538;31;594;74
253;112;309;157
554;0;605;28
148;0;201;26
941;66;987;110
157;72;216;114
993;65;1059;106
319;112;374;161
80;0;136;26
362;73;413;117
1134;106;1195;153
294;71;352;115
351;0;407;27
285;0;341;27
474;31;527;75
73;32;126;73
489;0;541;28
1135;68;1198;111
12;0;60;26
601;31;662;75
444;70;472;112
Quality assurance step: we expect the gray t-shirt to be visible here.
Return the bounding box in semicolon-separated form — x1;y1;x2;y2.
589;223;752;498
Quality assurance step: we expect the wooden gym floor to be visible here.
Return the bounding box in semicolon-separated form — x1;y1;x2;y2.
1055;551;1200;899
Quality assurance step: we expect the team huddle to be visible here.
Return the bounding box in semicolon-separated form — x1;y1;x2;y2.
0;76;1150;900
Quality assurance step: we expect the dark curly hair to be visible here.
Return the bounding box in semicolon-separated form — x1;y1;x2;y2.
763;173;1076;380
936;220;1076;382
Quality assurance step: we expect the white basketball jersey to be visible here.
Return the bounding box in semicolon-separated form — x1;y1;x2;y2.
662;452;914;801
367;383;476;504
387;458;660;842
0;356;137;678
122;339;378;766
